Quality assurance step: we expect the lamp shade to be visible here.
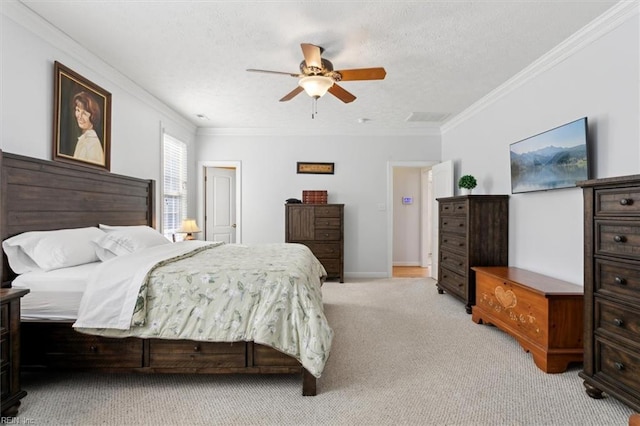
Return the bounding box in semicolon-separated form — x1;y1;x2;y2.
179;219;201;233
298;76;334;99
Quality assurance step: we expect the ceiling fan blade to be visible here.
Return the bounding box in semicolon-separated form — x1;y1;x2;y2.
301;43;322;69
328;83;356;103
337;67;387;81
279;86;304;102
247;68;300;77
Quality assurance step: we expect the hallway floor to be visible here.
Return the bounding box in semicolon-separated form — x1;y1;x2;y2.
392;266;430;278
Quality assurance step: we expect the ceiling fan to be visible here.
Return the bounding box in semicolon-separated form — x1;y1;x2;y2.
247;43;386;104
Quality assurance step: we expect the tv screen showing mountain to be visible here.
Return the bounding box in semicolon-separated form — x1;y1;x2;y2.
510;117;589;194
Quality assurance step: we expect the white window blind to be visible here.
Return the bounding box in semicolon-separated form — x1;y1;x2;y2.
163;134;187;239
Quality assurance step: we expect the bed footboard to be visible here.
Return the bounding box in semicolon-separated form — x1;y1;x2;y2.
21;321;316;396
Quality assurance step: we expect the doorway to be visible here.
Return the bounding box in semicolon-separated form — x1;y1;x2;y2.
197;161;242;243
387;161;436;278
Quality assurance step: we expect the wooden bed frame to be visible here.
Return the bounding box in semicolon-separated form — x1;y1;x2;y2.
0;151;317;396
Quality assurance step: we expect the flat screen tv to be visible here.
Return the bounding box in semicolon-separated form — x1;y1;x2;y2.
510;117;590;194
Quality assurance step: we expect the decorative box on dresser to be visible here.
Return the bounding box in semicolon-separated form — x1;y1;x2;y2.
285;204;344;283
1;288;29;417
436;195;509;313
578;174;640;412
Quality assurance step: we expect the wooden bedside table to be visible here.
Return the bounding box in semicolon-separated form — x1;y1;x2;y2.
1;288;30;417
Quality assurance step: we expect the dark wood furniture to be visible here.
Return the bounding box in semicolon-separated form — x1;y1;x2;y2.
0;151;318;396
436;195;509;313
472;267;583;373
1;288;29;417
578;174;640;411
285;203;344;283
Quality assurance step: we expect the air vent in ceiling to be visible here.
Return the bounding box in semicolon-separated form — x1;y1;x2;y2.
405;112;451;122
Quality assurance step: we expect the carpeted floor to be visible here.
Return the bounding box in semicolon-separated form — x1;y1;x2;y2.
12;278;636;425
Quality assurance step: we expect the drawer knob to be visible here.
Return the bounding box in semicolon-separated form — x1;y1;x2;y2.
614;362;625;371
194;345;201;352
89;345;98;353
614;276;627;285
613;318;624;327
613;235;627;243
619;198;633;206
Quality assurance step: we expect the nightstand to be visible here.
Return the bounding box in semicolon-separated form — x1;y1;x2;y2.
1;288;29;417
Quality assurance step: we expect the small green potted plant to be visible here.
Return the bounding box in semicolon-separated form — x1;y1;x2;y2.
458;174;477;195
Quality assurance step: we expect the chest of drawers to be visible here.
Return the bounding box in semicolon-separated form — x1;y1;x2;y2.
1;288;29;417
579;174;640;412
285;204;344;282
436;195;509;313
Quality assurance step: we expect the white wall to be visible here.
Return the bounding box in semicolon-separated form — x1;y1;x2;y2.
393;167;422;265
1;4;198;225
196;131;441;277
440;4;639;284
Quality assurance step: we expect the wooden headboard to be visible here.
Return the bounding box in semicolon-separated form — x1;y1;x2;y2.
0;150;155;283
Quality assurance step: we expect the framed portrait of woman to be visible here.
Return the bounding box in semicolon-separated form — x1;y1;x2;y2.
53;61;111;171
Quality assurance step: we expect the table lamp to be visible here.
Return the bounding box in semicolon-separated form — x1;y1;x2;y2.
179;218;201;240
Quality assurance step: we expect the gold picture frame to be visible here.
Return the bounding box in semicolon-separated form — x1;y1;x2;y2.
53;61;111;171
297;162;334;175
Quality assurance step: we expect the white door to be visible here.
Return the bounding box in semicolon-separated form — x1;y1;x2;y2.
430;160;454;279
205;167;236;243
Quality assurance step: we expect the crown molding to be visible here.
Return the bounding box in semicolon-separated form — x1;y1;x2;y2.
2;0;196;133
196;126;441;137
441;0;639;134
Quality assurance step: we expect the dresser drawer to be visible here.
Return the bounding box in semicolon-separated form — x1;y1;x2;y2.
596;338;640;395
439;267;466;298
596;299;640;343
440;200;467;216
306;242;340;258
596;187;640;216
440;233;467;254
595;220;640;260
149;340;245;368
440;249;467;275
595;258;640;300
318;259;340;276
315;229;341;241
315;217;341;228
314;205;342;217
440;216;467;234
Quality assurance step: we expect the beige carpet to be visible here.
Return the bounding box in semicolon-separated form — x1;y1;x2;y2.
14;278;636;425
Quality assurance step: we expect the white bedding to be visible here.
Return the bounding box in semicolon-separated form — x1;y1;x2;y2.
11;262;100;320
74;240;215;329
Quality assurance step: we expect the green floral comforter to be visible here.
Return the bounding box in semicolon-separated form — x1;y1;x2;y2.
76;242;333;377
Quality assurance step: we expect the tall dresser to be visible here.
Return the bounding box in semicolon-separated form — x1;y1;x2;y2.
578;174;640;412
436;195;509;313
285;204;344;283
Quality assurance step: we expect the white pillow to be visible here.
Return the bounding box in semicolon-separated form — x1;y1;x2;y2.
2;227;105;273
92;226;169;261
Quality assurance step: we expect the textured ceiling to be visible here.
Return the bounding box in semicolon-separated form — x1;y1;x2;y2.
20;0;619;132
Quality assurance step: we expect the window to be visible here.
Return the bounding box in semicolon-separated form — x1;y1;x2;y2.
162;133;187;240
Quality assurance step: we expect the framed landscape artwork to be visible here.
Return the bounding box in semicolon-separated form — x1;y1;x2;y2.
53;61;111;171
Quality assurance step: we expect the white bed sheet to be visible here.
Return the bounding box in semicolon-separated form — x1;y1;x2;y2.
11;262;99;321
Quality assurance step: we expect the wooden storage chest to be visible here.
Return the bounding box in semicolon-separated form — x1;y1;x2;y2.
472;267;583;373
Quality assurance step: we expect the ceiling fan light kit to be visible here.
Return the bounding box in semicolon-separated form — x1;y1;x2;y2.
298;75;334;99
